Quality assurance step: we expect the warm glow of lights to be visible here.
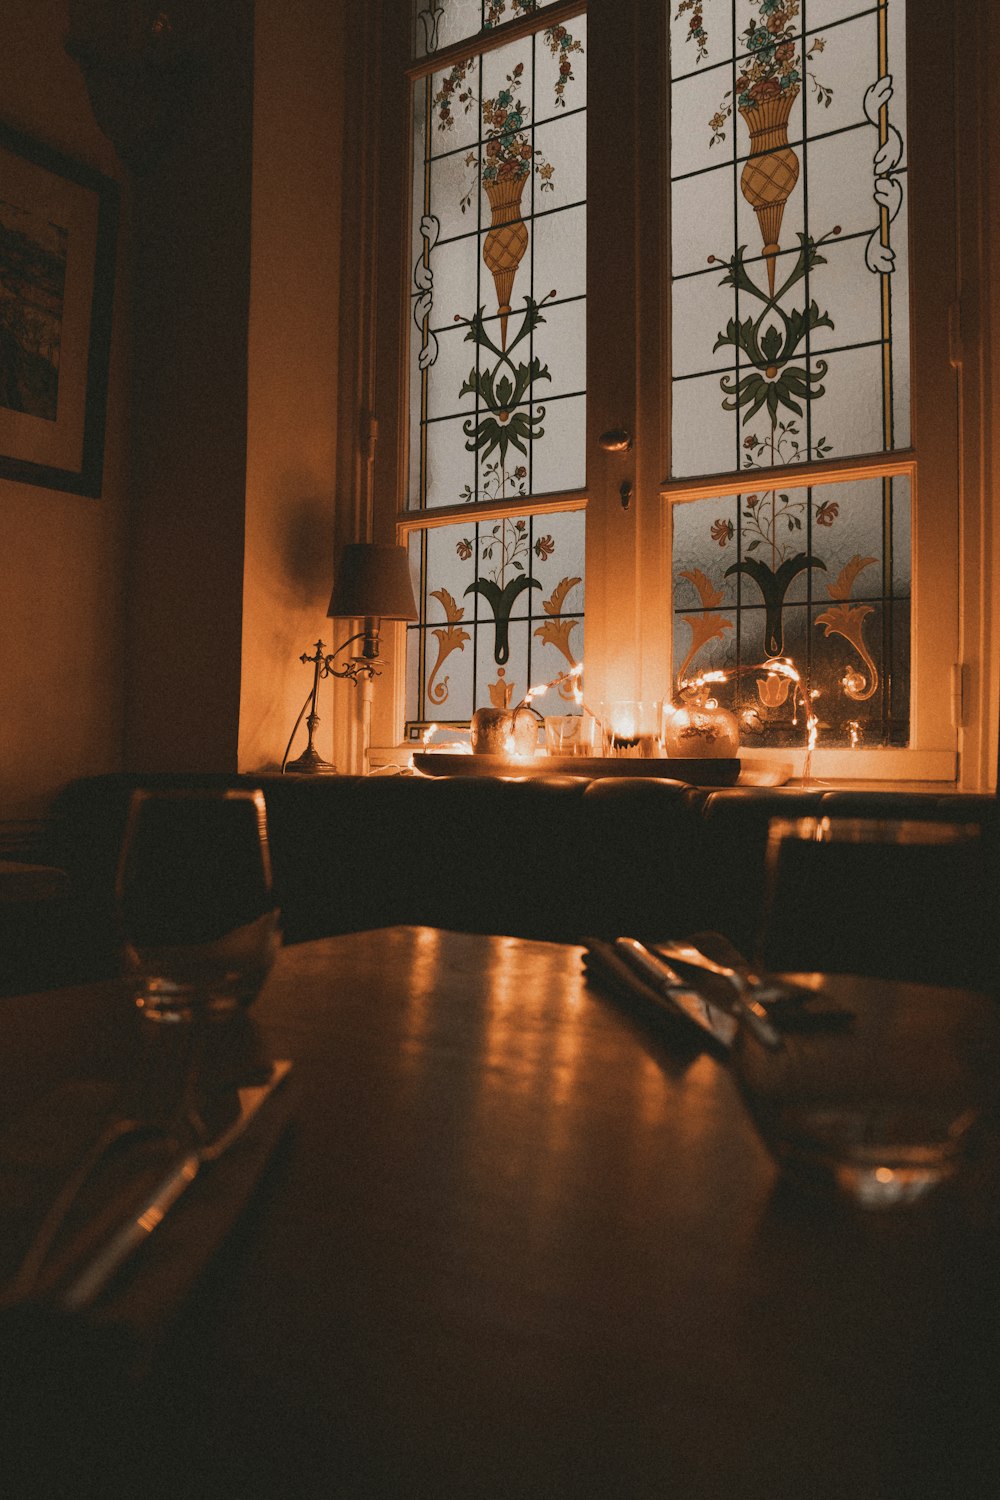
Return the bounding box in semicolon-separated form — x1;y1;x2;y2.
419;722;473;755
513;661;586;716
678;653;821;776
610;704;638;739
503;732;517;756
875;1166;895;1184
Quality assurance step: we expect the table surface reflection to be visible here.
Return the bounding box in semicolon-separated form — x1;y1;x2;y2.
6;925;1000;1499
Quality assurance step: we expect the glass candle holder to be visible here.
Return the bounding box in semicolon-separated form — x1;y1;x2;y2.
544;713;587;756
600;701;661;758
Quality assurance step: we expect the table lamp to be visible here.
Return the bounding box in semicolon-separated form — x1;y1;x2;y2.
282;542;418;774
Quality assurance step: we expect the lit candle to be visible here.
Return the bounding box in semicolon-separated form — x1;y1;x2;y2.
610;704;638;740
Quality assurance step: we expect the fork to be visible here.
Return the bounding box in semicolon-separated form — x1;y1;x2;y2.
654;938;785;1049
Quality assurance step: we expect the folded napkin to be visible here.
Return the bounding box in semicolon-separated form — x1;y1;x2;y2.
0;1015;294;1495
0;1013;293;1343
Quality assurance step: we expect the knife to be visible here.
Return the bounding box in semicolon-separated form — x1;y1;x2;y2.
581;938;738;1051
60;1058;292;1311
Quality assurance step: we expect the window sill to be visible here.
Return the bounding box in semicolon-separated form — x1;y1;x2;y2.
368;744;966;795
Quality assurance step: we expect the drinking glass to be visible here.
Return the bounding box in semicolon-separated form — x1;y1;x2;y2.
734;815;995;1207
599;700;661;758
732;975;994;1208
756;816;987;988
116;788;281;1021
544;713;586;756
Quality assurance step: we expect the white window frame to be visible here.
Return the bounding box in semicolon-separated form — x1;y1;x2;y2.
340;0;997;790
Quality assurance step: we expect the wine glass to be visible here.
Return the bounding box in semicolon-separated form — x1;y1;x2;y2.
116;788;281;1022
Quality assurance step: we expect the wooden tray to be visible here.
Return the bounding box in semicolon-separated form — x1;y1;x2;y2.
412;753;741;786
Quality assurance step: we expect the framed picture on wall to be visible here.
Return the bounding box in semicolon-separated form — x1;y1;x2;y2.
0;121;118;497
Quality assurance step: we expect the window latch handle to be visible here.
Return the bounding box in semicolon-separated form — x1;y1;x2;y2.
598;428;633;453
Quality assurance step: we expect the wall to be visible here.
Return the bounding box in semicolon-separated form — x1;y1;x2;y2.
239;0;348;772
1;0;350;812
124;0;254;771
0;0;130;824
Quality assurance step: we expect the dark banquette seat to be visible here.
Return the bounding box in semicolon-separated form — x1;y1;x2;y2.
2;771;996;996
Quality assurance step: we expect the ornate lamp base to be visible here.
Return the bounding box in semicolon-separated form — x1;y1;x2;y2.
284;743;337;775
283;698;337;775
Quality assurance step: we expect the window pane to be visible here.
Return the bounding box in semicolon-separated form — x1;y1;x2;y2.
409;19;587;509
671;475;911;748
413;1;567;58
669;0;909;477
405;509;585;732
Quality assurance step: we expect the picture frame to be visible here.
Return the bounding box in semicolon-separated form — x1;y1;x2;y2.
0;121;119;498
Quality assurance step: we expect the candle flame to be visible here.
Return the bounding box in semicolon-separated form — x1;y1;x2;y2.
610;706;638;739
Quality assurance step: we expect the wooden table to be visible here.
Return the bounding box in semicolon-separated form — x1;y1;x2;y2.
4;926;1000;1499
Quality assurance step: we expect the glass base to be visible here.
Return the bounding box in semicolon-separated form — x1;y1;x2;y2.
134;978;247;1023
764;1108;979;1210
833;1160;956;1209
126;911;280;1022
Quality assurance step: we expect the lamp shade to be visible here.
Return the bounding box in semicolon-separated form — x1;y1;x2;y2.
327;543;418;621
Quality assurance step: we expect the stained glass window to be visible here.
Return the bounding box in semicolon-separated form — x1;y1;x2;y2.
672;476;910;748
380;4;958;771
406;2;586;734
405;509;585;733
670;1;908;475
669;1;913;750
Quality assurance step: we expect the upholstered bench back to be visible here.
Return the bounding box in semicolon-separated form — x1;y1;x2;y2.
7;770;994;995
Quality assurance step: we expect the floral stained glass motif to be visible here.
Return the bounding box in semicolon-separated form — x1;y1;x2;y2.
670;1;908;479
406;509;585;735
410;21;586;510
672;476;911;748
413;1;565;59
406;7;586;733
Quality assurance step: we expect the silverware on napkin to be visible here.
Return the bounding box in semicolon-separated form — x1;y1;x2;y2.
4;1058;292;1314
657;932;854;1032
619;938;784;1050
62;1058;292;1310
584;938;737;1052
652;938;785;1047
